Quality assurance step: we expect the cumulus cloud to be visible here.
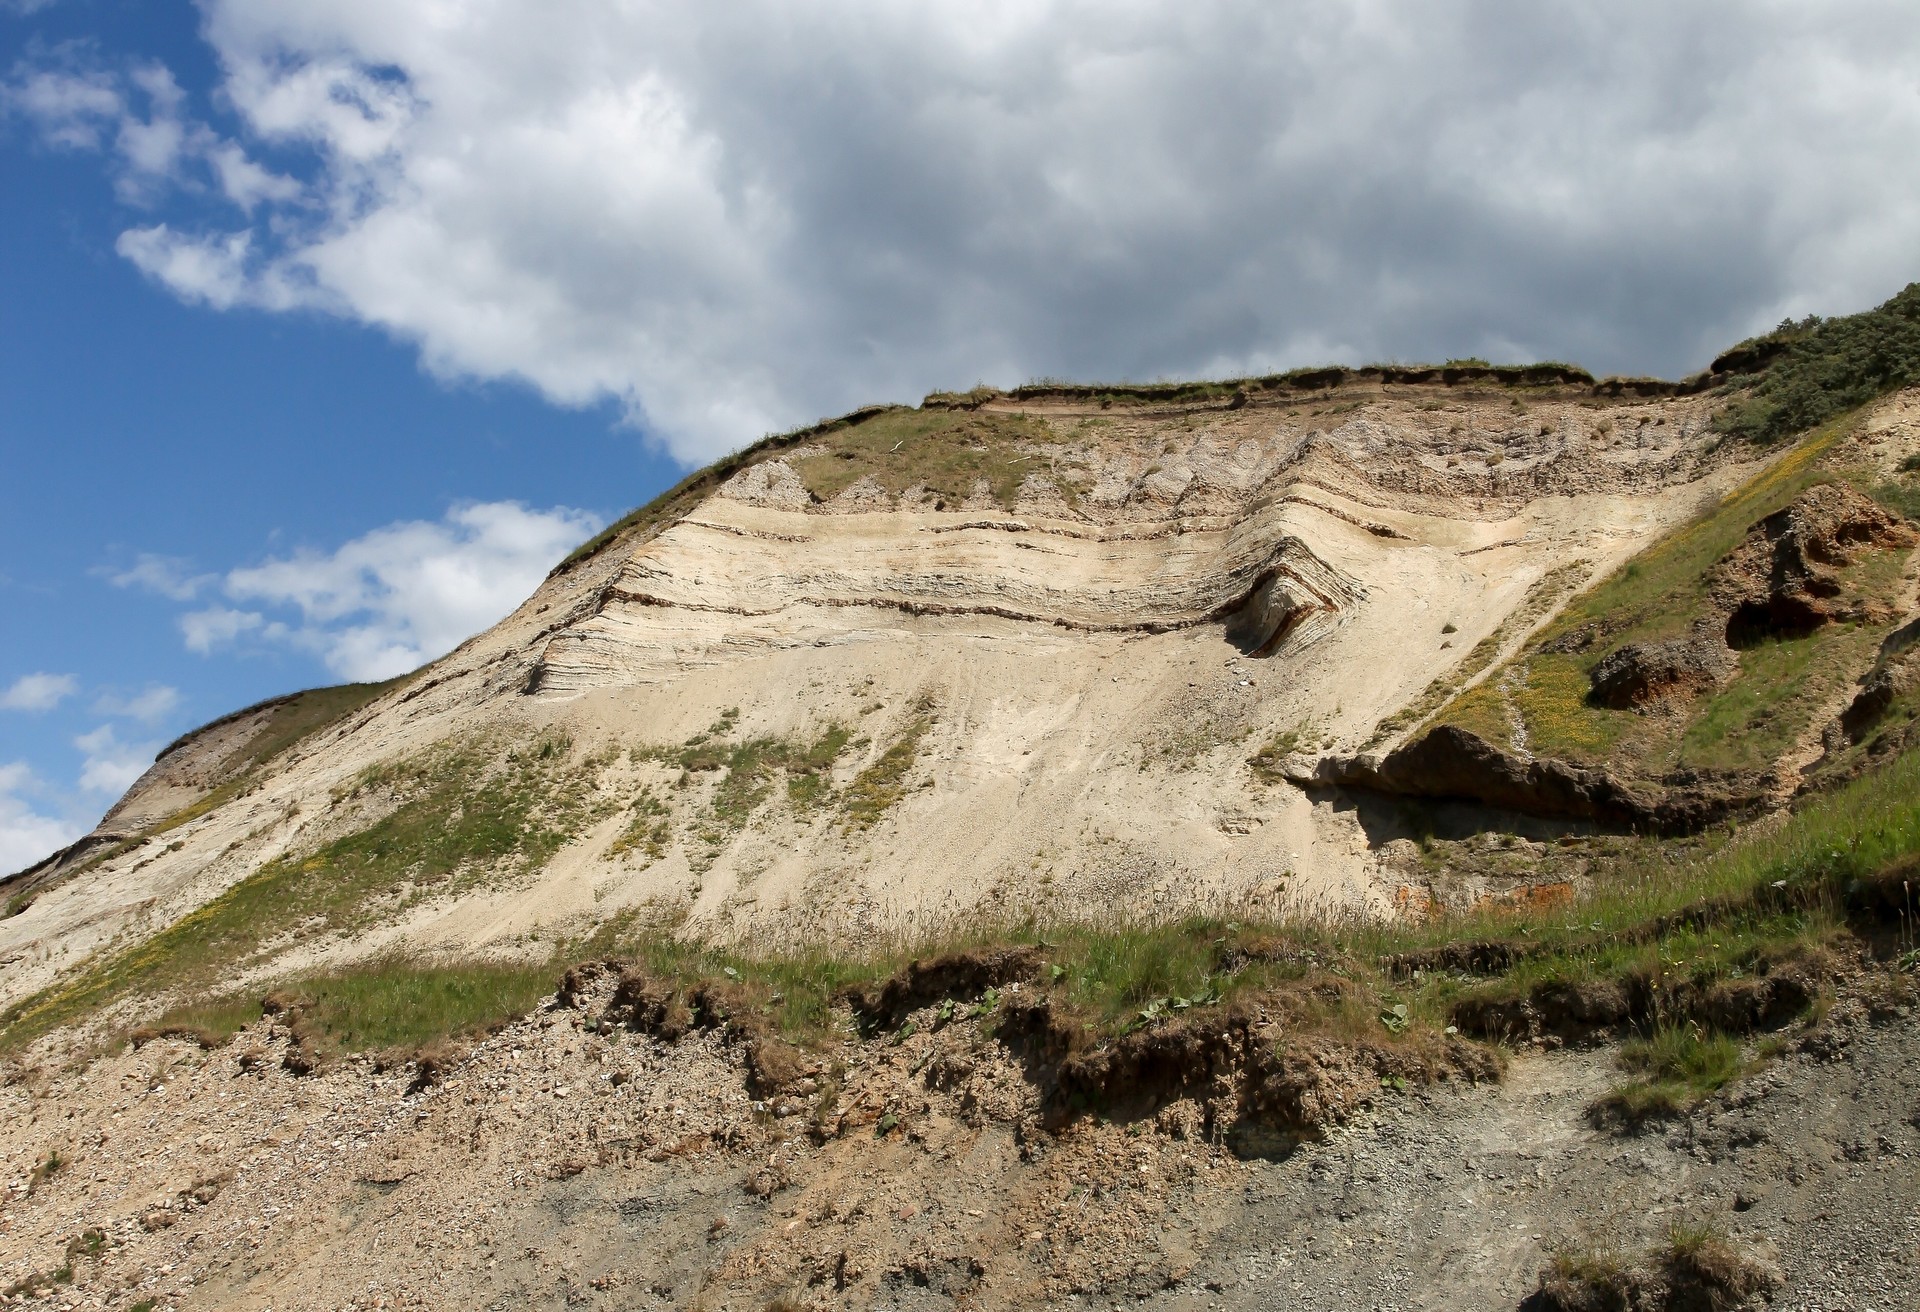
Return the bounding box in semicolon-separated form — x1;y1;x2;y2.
4;54;296;209
103;552;215;601
73;725;156;796
16;4;1920;463
177;501;598;681
49;0;1920;463
178;605;263;654
0;763;80;876
92;684;182;724
0;672;78;712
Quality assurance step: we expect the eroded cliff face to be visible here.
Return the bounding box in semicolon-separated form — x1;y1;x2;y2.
0;382;1761;1012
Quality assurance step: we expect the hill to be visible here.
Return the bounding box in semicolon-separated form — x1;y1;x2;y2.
5;286;1920;1309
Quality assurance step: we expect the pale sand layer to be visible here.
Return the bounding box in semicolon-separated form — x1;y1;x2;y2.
0;387;1781;1010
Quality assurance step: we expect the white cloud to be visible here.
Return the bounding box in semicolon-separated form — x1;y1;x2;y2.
3;65;120;147
0;763;81;876
104;552;215;601
5;55;297;210
0;672;77;712
73;725;156;796
180;501;600;681
17;5;1920;463
92;684;182;724
179;605;263;654
35;0;1920;465
116;225;258;310
208;140;302;211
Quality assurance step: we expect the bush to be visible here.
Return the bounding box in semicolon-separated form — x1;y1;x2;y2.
1716;282;1920;444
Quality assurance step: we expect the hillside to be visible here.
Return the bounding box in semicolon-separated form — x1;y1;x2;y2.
2;376;1765;1011
6;287;1920;1310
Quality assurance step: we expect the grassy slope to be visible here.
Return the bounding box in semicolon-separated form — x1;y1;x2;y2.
36;724;1919;1090
139;679;407;840
1436;410;1916;775
1;704;943;1056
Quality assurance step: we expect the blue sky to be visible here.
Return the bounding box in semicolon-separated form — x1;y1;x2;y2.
5;0;1920;870
0;1;680;867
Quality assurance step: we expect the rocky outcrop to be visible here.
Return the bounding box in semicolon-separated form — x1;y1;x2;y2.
1296;725;1768;834
1710;481;1915;647
1588;639;1733;710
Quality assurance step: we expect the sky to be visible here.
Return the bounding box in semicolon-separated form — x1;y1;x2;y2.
4;0;1920;872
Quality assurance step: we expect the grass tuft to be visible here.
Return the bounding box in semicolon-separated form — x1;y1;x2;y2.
1597;1026;1744;1123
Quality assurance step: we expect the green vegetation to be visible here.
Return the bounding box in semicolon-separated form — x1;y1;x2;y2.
270;958;558;1058
145;680;408;840
15;724;1917;1096
0;731;617;1052
133;956;560;1069
787;407;1060;509
1870;473;1920;522
631;705;927;840
555;405;914;571
1597;1026;1746;1122
14;678;410;906
1716;282;1920;444
608;786;672;860
839;711;933;829
613;727;1917;1044
1435;410;1914;774
1370;560;1591;747
214;680;405;776
634;710;857;857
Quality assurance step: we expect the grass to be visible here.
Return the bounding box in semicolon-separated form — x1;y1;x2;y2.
9;622;1920;1104
140;680;412;843
271;958;559;1058
1369;560;1591;747
14;728;1919;1080
552;406;912;572
1871;476;1920;522
1676;621;1886;771
1598;1025;1745;1121
839;711;933;830
607;787;672;860
1430;406;1914;775
135;956;563;1067
0;731;617;1053
634;712;857;856
9;678;410;903
787;407;1060;509
9;706;921;1060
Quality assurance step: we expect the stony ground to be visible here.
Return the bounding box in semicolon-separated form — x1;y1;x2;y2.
3;971;1917;1311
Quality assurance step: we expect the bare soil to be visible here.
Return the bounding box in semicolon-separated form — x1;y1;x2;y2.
3;971;1916;1310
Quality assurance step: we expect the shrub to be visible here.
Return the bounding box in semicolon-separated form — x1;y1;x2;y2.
1716;283;1920;444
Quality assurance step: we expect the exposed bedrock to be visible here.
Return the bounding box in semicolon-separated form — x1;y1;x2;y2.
1586;639;1733;710
1711;481;1915;647
1295;725;1768;834
527;504;1364;695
